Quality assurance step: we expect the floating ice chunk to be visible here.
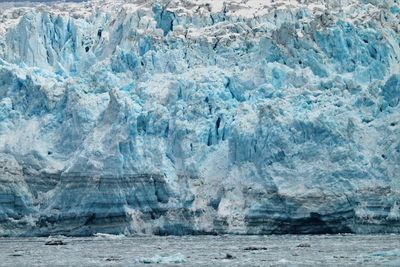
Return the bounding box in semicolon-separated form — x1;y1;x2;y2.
370;249;400;257
93;233;126;240
138;253;186;264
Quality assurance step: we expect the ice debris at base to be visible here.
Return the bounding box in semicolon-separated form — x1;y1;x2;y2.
0;0;399;236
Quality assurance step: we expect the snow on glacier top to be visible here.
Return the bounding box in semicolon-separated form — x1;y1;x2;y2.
0;0;397;37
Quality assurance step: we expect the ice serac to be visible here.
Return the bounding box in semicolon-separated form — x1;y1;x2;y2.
0;0;399;236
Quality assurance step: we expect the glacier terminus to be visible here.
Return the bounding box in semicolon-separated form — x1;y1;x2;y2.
0;0;399;237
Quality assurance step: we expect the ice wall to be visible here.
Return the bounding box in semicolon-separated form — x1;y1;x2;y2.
0;0;399;236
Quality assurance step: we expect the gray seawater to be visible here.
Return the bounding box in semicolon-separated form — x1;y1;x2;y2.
0;235;399;266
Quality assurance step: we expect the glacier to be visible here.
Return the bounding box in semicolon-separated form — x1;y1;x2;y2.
0;0;399;236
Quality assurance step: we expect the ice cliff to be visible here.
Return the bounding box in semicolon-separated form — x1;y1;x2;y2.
0;0;399;236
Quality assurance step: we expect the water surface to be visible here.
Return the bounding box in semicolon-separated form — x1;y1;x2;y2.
0;235;399;266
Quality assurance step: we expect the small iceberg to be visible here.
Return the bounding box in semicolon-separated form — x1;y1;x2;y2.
45;235;68;246
138;253;186;264
370;249;400;257
93;233;126;240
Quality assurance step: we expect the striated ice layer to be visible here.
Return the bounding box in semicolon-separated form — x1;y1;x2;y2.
0;0;399;236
